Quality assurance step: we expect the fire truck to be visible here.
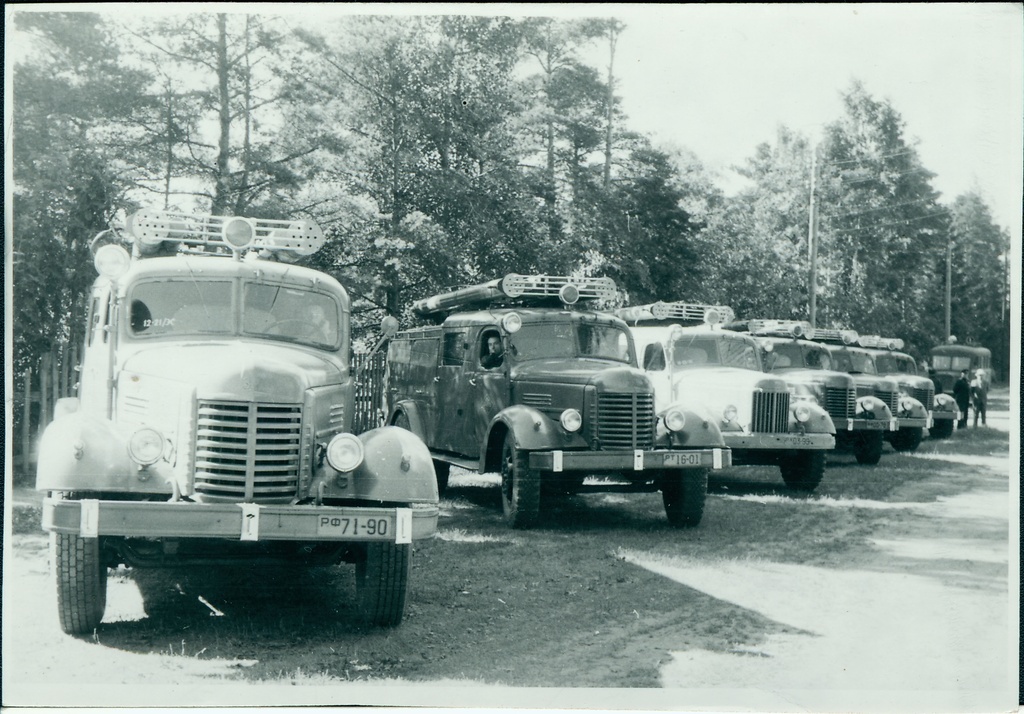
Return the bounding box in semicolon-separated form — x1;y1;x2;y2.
617;303;835;492
725;320;892;465
385;274;731;529
857;335;957;440
802;327;929;454
36;209;439;635
928;342;993;394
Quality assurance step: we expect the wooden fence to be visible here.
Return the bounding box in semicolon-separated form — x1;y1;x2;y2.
352;351;389;434
13;341;80;480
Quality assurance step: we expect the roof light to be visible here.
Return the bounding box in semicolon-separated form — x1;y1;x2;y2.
559;283;580;305
412;274;616;317
640;301;736;324
222;217;256;251
501;312;523;334
94;244;131;280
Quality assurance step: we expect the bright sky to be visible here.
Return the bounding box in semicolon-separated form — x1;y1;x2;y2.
600;4;1023;243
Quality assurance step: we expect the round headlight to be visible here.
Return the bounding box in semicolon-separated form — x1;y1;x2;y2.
794;404;811;423
664;408;686;432
723;405;738;423
94;244;131;280
559;408;582;432
222;217;255;250
501;312;523;334
326;433;364;472
128;427;164;466
899;396;914;413
859;400;876;415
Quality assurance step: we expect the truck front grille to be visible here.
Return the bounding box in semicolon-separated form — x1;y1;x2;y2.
824;386;856;419
595;393;655;450
874;388;900;414
752;391;790;433
909;385;934;411
194;401;302;502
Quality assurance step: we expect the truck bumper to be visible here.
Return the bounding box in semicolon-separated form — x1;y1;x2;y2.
528;447;729;473
41;497;438;544
895;416;930;429
833;418;897;432
722;433;835;451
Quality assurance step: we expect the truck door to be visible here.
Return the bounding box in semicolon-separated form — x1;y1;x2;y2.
458;327;511;457
79;286;116;417
434;328;470;453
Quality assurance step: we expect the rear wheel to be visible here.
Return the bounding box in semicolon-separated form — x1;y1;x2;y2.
55;532;108;635
780;451;826;491
500;432;540;528
890;426;923;452
661;469;708;528
854;431;884;465
929;420;954;439
356;542;410;627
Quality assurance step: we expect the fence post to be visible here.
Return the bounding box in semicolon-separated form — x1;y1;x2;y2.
51;343;60;411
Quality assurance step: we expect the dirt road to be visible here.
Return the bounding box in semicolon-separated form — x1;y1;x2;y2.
3;400;1015;711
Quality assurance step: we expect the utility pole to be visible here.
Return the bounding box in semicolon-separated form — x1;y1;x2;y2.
807;150;819;328
944;237;952;340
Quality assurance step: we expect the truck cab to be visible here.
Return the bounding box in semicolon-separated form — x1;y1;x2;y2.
619;303;835;492
725;320;894;465
386;274;731;529
858;336;957;440
37;209;438;635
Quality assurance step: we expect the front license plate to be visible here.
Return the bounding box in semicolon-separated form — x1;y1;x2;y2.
662;452;704;467
317;514;394;538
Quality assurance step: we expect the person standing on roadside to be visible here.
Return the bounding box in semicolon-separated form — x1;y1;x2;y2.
970;369;988;427
953;369;971;429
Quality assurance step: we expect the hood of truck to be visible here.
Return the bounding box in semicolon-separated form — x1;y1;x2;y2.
120;341;345;403
880;373;933;392
771;367;855;389
850;374;900;397
655;367;788;420
511;359;650;391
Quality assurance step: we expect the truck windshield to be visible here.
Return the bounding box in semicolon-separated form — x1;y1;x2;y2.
875;354;916;374
670;334;761;371
830;348;876;374
128;279;340;350
770;342;833;371
510;322;631;363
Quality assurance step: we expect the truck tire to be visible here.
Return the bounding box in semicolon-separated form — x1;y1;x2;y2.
432;460;451;496
661;469;708;528
929;420;954;439
890;427;923;452
55;532;108;635
779;451;826;491
500;432;540;529
854;431;884;465
356;542;410;627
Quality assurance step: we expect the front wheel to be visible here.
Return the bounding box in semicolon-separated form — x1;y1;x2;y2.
780;451;826;491
890;426;923;452
55;533;108;635
661;469;708;528
854;431;884;465
929;420;954;439
356;542;410;627
500;432;540;529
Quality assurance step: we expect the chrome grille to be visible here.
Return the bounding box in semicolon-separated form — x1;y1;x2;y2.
596;393;655;450
194;401;302;502
874;388;900;413
752;391;790;433
824;386;856;419
909;385;934;411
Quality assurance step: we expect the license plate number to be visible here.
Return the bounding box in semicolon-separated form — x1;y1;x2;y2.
317;515;392;538
662;452;703;467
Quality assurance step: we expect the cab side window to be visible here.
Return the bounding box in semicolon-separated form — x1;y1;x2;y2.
479;329;504;369
643;343;666;371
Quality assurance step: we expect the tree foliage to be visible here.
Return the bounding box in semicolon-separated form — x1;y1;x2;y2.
10;13;1013;382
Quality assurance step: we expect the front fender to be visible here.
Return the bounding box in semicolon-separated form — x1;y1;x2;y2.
316;426;438;504
898;395;928;419
387;400;428;442
657;403;726;447
856;395;893;422
790;402;836;434
36;414;175;495
486;404;585;454
933;393;957;413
